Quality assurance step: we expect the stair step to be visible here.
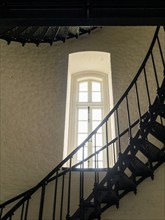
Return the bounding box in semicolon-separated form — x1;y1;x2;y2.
125;155;153;178
80;203;101;219
70;201;101;220
111;172;137;193
150;121;165;144
143;140;165;162
94;186;119;207
158;104;165;119
135;139;165;162
157;85;165;103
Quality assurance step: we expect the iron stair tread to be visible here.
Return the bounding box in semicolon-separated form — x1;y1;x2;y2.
157;85;165;103
94;186;119;205
144;140;165;162
135;139;165;162
69;199;101;220
125;155;153;177
74;201;101;220
158;104;165;119
110;172;137;192
150;121;165;144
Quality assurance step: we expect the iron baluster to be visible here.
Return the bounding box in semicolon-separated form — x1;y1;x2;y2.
156;35;165;70
79;169;82;203
66;158;72;219
38;184;46;220
116;108;121;154
144;67;151;106
126;95;132;139
60;175;65;220
106;121;110;168
0;207;3;219
94;133;97;183
151;51;159;89
135;82;142;120
94;133;99;184
52;171;58;220
20;202;25;220
82;145;84;194
80;145;85;220
24;198;29;220
79;167;84;220
113;142;116;164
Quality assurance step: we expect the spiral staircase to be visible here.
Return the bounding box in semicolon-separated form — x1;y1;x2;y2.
0;26;165;220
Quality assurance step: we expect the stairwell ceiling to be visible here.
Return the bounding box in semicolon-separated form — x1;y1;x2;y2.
0;1;165;45
0;1;165;26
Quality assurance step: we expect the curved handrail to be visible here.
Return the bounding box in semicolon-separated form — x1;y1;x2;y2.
0;26;162;220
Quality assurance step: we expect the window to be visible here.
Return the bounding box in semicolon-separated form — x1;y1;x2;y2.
76;79;104;167
63;52;115;168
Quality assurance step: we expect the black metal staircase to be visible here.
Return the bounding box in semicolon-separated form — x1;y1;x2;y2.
0;26;165;220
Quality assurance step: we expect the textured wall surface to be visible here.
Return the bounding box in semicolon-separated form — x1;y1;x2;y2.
0;26;164;219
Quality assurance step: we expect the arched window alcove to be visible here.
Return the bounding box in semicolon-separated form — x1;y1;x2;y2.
63;51;116;168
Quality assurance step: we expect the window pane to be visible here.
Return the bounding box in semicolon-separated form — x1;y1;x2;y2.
92;92;101;102
79;92;88;102
92;82;101;91
96;134;103;146
92;161;103;168
79;82;88;91
78;121;88;133
92;109;102;120
78;109;88;120
76;161;88;168
98;161;103;168
78;134;88;145
92;134;103;147
77;147;88;160
92;147;103;160
92;121;101;130
92;122;102;133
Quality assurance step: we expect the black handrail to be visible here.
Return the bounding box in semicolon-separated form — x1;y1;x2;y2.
0;26;163;220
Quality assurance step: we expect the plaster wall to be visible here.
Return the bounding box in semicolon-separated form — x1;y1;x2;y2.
0;26;164;219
